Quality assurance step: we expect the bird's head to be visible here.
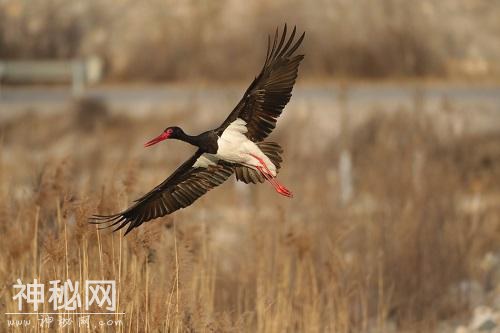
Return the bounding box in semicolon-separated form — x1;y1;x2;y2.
144;126;183;147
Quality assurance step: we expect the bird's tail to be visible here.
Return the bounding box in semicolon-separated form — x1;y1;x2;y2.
234;142;283;184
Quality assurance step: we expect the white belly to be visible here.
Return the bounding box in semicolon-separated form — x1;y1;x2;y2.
215;119;277;176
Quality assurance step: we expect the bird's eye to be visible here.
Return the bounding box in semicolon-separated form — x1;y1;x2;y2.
166;129;173;134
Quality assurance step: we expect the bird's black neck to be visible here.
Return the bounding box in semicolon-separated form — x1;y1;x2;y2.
177;131;201;146
176;130;218;154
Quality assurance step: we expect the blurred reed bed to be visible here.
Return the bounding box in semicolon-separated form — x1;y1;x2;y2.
1;93;500;332
1;0;500;81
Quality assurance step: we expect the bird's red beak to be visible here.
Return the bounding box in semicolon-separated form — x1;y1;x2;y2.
144;131;170;147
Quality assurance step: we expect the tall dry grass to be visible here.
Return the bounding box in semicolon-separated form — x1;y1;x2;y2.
1;93;500;332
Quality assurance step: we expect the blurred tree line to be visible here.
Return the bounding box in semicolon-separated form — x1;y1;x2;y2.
1;0;499;81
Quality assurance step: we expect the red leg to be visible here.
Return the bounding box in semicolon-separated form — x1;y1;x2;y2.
249;153;293;198
257;166;293;198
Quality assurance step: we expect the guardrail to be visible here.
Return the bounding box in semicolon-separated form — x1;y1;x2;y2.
0;56;103;97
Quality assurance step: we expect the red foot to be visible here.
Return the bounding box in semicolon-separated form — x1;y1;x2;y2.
275;182;293;198
248;153;293;198
255;165;293;198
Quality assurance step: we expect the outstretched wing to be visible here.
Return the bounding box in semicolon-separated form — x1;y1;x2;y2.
90;150;233;235
218;24;305;142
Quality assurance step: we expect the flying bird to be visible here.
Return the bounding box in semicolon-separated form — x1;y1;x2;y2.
90;25;305;235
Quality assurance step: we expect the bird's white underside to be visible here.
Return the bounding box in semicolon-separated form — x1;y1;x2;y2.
192;118;277;176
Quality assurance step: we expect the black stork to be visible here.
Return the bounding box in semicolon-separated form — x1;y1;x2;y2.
90;25;305;235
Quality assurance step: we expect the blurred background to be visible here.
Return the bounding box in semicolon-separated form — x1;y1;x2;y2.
1;0;500;332
1;0;500;80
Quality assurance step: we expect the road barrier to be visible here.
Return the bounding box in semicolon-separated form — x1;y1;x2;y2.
0;57;103;97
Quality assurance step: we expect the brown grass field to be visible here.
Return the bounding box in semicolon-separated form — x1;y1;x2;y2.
1;86;500;332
